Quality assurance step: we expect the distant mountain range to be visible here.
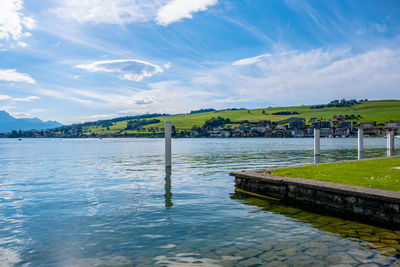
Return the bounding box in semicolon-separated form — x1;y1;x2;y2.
0;111;63;133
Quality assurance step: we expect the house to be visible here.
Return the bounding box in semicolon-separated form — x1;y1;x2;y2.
190;130;200;137
332;115;345;122
312;121;321;129
385;122;400;129
320;121;332;128
338;121;352;130
360;122;375;130
291;129;304;137
364;128;383;136
320;128;333;137
313;121;331;129
288;121;305;130
276;124;286;130
220;130;231;137
335;128;350;136
258;120;271;126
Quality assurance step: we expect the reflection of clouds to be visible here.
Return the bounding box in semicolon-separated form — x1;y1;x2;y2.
154;253;222;267
0;247;21;266
158;244;176;249
49;255;133;266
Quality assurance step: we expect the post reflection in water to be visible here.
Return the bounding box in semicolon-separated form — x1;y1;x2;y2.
164;166;173;208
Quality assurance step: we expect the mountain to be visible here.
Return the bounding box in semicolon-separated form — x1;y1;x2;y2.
0;111;63;133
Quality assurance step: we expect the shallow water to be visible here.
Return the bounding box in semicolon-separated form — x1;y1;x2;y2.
0;138;399;266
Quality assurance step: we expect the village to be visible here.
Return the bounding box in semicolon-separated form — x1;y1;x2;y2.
1;114;399;139
190;116;400;138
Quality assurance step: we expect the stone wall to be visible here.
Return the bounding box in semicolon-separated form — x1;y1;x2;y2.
231;170;400;228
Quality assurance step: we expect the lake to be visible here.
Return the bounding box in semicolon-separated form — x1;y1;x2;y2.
0;138;399;266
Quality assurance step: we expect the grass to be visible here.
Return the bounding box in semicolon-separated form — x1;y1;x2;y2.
270;157;400;192
85;100;400;134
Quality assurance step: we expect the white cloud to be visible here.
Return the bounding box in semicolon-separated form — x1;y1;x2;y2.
370;22;387;33
78;113;117;121
52;0;162;24
76;59;164;82
53;0;216;25
191;48;400;106
0;0;36;44
16;41;27;47
163;62;171;70
12;96;40;102
0;69;35;84
156;0;217;26
46;79;216;119
11;108;44;118
0;94;39;102
0;94;11;100
232;54;271;66
36;88;94;105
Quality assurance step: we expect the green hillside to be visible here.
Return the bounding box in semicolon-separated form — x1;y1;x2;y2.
85;100;400;135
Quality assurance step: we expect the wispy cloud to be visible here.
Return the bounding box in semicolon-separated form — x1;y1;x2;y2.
0;0;36;45
232;54;271;66
12;96;40;102
156;0;218;26
0;69;35;84
52;0;161;24
0;95;11;100
192;48;400;106
75;59;164;82
0;94;39;102
11;108;44;118
36;88;94;105
53;0;216;26
78;113;117;121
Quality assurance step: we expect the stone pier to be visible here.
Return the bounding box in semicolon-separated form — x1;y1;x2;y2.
230;169;400;228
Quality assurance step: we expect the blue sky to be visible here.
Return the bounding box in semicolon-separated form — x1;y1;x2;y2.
0;0;399;124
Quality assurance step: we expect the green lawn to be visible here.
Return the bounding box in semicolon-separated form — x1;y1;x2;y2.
270;157;400;192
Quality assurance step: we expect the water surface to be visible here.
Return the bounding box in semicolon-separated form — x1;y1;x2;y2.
0;138;399;266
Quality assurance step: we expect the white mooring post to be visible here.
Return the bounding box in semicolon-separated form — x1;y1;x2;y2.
358;128;364;160
314;128;320;156
387;131;395;157
165;121;171;167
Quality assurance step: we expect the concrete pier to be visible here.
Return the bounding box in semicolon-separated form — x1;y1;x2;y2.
230;163;400;228
314;128;320;156
165;121;171;167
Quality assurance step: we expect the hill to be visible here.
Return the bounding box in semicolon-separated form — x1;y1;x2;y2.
2;99;399;137
0;111;63;133
82;100;400;136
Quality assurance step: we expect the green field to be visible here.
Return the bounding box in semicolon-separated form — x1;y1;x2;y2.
85;100;400;134
270;157;400;192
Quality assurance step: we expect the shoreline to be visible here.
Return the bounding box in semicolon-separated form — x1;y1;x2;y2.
230;157;400;228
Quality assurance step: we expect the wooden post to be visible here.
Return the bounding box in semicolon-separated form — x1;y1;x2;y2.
165;121;171;167
314;128;320;156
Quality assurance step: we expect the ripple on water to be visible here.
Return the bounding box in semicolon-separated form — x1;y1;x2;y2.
0;138;398;266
